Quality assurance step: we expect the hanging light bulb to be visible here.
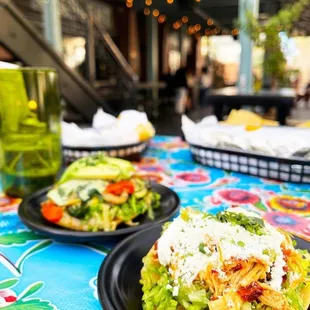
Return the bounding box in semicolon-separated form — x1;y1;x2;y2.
126;1;133;8
194;24;201;31
167;0;174;3
152;9;160;17
182;16;188;23
207;19;214;26
158;15;166;23
144;8;150;15
145;0;152;5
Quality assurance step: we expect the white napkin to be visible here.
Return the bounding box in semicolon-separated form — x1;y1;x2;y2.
92;109;117;129
62;109;151;147
181;116;310;158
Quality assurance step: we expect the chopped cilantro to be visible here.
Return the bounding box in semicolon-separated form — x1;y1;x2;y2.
216;211;265;236
262;249;276;262
199;243;206;254
237;241;245;247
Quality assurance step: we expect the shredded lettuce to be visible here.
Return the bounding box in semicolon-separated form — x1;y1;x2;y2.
141;252;178;310
284;284;305;310
177;284;210;310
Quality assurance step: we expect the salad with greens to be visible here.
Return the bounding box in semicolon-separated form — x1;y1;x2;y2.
41;154;160;232
140;208;310;310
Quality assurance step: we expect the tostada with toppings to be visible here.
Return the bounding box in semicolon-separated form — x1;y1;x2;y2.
41;154;160;232
140;208;310;310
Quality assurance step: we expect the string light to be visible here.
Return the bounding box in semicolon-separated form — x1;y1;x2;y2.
144;8;150;15
207;19;214;26
158;15;166;23
194;24;201;31
173;20;182;30
126;1;133;8
167;0;174;3
195;0;201;2
153;9;160;17
145;0;152;5
188;25;195;34
127;0;133;2
231;28;239;36
182;16;188;23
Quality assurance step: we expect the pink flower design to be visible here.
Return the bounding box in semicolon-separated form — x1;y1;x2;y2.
216;189;260;205
0;289;17;307
175;172;210;183
264;211;309;232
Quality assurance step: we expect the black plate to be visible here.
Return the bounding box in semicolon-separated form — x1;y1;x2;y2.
18;183;180;242
98;224;310;310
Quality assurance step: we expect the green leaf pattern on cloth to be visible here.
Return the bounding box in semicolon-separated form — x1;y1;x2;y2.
0;231;45;246
0;278;19;290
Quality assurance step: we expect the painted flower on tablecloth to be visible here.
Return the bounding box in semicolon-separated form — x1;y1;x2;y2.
216;189;260;205
0;289;17;307
268;195;310;216
139;157;158;165
0;195;21;213
0;279;56;309
175;171;210;183
264;211;309;234
136;171;173;186
136;164;165;173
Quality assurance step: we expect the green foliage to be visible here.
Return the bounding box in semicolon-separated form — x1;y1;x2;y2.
245;0;309;81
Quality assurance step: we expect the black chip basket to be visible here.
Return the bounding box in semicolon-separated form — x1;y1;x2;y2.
189;143;310;183
63;141;149;166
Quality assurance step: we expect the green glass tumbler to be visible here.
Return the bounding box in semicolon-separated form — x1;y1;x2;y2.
0;68;62;198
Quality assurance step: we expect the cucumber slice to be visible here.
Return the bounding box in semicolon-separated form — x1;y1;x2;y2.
72;164;120;180
134;187;148;199
133;179;145;192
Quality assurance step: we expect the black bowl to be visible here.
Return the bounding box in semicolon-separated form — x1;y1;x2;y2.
97;224;310;310
18;183;180;242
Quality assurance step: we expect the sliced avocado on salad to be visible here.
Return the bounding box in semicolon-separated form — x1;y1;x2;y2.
58;153;135;184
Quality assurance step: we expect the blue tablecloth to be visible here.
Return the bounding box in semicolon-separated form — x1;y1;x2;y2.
1;136;310;309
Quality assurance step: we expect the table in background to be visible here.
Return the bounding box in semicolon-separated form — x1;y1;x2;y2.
1;136;309;309
207;87;296;125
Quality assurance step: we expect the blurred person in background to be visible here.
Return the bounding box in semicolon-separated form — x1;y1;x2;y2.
199;66;212;106
174;67;190;114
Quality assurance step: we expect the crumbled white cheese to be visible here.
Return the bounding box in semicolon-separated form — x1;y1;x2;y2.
227;299;234;308
157;209;287;291
289;272;300;284
172;286;179;296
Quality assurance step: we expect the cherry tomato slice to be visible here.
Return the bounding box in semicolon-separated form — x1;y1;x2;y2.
41;201;63;223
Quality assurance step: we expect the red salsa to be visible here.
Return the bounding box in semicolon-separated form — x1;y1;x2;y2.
238;282;263;302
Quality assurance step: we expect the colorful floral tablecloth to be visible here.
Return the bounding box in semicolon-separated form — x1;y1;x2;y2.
1;135;310;309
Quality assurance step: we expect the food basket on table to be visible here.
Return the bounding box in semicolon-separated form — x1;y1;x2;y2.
62;110;155;165
182;114;310;183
